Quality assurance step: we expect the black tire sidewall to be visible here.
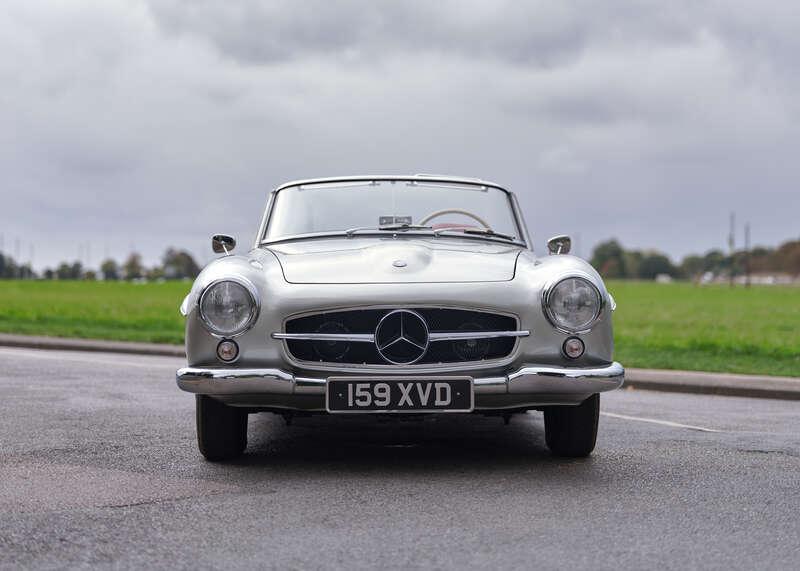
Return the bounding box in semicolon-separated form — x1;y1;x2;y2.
196;395;248;461
544;393;600;457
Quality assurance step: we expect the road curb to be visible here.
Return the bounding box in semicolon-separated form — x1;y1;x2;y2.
624;368;800;401
0;333;798;400
0;333;185;357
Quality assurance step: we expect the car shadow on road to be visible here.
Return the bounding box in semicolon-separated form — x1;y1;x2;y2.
217;410;601;477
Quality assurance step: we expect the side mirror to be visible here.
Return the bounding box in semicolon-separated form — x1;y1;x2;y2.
546;235;572;255
212;234;236;255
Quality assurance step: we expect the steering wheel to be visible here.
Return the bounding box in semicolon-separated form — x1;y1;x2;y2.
419;208;492;230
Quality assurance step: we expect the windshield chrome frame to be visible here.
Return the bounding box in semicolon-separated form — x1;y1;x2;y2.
254;175;533;251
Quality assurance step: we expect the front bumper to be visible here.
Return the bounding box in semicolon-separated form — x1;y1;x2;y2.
176;362;624;410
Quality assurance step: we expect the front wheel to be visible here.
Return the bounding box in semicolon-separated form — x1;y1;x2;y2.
196;395;248;461
544;394;600;457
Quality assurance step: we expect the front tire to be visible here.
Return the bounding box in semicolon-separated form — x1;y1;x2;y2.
544;393;600;457
196;395;248;461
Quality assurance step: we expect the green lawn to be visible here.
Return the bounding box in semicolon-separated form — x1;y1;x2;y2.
0;280;797;377
608;281;800;377
0;281;189;345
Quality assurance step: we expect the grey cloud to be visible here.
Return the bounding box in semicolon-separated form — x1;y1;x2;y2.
144;0;701;65
0;0;798;271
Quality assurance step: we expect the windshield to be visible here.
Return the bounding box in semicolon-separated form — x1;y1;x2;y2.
263;179;523;244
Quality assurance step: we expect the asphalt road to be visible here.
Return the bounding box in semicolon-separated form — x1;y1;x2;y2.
1;348;799;570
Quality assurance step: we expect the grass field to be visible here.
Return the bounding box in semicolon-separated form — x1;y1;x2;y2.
0;281;189;345
608;281;799;377
0;280;797;376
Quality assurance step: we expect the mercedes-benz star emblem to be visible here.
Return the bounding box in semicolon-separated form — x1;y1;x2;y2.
375;309;429;365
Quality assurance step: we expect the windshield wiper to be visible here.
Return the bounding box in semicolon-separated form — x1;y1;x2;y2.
345;224;433;237
433;227;518;243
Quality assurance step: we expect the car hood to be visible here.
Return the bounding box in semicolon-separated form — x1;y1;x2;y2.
266;237;523;284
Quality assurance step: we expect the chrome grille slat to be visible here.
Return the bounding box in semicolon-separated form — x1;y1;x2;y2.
427;330;529;341
272;330;529;342
273;332;376;342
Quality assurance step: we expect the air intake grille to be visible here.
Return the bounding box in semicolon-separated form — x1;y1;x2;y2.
284;308;518;365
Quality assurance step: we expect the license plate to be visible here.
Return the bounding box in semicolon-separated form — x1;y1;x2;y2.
326;377;473;413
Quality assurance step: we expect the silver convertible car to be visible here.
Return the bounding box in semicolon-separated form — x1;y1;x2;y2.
176;175;624;460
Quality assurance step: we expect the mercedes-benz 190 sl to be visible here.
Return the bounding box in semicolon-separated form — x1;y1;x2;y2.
176;175;624;460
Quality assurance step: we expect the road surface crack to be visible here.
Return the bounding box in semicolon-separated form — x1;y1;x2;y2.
100;490;227;509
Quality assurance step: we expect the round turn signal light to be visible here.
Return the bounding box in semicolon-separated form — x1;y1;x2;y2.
563;337;585;359
216;339;240;362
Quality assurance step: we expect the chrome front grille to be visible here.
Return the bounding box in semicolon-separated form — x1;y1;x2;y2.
275;308;527;366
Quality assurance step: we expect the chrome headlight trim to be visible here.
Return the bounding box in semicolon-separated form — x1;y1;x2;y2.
197;277;260;338
541;273;604;334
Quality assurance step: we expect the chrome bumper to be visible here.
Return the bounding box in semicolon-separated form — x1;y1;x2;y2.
176;362;624;409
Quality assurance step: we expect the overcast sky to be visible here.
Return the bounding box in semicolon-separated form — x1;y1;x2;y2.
2;0;798;270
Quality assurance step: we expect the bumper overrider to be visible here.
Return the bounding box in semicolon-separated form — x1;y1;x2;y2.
176;362;624;410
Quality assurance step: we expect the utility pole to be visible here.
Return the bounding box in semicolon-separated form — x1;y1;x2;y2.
744;223;751;288
728;212;735;287
14;238;20;279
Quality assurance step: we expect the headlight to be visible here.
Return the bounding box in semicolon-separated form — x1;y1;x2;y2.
543;276;602;333
198;279;259;337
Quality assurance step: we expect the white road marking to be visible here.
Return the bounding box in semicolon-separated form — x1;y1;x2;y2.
601;411;722;433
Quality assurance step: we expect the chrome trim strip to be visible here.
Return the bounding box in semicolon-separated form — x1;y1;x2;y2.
259;231;526;249
509;192;532;252
272;332;376;342
176;367;294;396
271;330;529;343
294;376;327;394
280;304;521;325
507;361;624;382
472;376;507;395
274;175;509;194
507;362;624;394
427;330;530;342
254;190;275;249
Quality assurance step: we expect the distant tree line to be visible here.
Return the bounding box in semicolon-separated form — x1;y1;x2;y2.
0;248;200;281
591;238;800;280
0;253;35;279
4;239;800;282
